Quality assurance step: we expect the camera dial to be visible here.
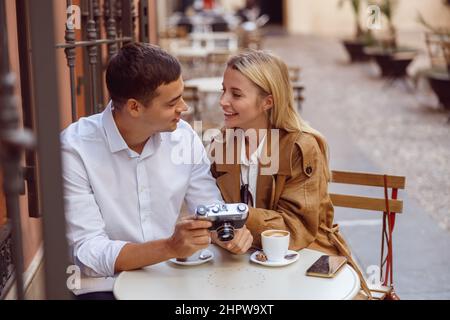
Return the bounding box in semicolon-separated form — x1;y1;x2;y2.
237;204;247;212
212;205;220;213
196;205;207;216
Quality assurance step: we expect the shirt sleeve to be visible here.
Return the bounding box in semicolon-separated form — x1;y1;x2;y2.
61;134;128;277
184;130;223;214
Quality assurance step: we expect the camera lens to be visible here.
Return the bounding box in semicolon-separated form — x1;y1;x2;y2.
217;222;234;242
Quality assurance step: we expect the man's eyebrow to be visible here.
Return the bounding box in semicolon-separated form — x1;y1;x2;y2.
168;94;182;104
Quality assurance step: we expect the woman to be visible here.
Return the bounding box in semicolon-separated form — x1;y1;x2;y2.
209;50;372;297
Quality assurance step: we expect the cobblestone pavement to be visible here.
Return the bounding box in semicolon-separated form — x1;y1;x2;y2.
264;33;450;232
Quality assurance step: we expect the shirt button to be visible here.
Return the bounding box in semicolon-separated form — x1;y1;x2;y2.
305;166;313;175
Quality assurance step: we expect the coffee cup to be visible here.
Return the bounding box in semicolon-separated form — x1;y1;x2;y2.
261;229;290;262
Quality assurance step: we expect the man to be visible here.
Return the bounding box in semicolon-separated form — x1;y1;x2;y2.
61;43;253;299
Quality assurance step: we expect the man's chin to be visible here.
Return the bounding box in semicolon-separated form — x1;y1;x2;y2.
164;122;179;132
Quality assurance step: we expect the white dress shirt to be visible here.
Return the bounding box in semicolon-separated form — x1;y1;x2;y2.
239;134;267;206
61;102;222;293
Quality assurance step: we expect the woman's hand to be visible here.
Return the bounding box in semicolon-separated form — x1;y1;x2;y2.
211;225;253;254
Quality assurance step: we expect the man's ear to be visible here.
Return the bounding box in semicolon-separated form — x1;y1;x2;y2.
124;99;141;117
262;95;274;111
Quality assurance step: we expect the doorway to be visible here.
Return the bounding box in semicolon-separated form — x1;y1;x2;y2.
259;0;284;26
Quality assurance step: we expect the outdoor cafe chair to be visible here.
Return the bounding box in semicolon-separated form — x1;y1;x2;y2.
329;170;406;300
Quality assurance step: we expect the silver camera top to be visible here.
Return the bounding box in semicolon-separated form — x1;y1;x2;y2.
195;203;249;220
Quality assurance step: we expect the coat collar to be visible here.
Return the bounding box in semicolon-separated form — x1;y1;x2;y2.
213;127;301;208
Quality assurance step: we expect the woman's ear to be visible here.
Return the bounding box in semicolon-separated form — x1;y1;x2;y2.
263;95;274;111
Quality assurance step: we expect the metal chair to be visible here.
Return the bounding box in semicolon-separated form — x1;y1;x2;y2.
330;170;406;300
288;66;304;112
288;66;301;82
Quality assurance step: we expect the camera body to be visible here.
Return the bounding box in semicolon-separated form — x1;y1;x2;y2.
195;203;249;242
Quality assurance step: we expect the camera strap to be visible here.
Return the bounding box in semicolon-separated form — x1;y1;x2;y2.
239;167;254;207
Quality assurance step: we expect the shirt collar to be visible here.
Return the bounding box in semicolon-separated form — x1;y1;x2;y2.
239;132;267;166
102;102;129;154
102;101;162;158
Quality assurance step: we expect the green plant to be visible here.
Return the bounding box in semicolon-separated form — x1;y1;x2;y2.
338;0;364;39
369;0;399;49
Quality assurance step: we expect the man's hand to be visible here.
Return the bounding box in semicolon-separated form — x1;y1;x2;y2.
212;225;253;254
166;218;212;259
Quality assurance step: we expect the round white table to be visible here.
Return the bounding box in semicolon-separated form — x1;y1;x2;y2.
113;245;360;300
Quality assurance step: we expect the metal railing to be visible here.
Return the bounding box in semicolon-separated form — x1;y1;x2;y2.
1;0;150;299
56;0;143;120
0;0;35;300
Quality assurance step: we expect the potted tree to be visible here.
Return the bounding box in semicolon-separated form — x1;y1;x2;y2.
377;0;397;50
417;12;450;110
365;0;418;78
339;0;375;62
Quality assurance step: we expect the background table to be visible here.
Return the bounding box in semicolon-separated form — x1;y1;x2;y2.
184;77;223;123
114;245;360;300
185;77;222;93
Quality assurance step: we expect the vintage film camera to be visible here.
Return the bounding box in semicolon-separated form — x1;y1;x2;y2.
195;203;249;241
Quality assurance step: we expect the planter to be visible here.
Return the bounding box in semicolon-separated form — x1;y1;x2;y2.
342;40;371;62
365;47;417;78
427;70;450;109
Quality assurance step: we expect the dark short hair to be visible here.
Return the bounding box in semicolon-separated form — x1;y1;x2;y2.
106;43;181;109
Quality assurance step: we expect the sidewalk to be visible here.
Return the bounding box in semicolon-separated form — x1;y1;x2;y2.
264;33;450;299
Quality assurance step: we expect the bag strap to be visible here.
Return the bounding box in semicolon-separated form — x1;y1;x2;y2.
381;174;397;288
320;223;373;299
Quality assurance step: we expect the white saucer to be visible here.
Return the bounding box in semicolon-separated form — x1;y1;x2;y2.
250;250;299;267
169;249;214;266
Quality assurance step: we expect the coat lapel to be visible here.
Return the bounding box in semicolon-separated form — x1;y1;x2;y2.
216;170;240;202
213;128;294;208
256;128;294;209
255;173;275;209
214;132;241;203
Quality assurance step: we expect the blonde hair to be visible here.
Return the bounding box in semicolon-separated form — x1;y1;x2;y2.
227;50;331;180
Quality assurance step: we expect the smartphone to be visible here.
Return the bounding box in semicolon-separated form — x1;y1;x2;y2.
306;255;347;278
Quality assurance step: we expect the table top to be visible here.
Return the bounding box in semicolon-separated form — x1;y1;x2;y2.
172;46;211;58
113;245;360;300
189;32;238;41
185;77;223;93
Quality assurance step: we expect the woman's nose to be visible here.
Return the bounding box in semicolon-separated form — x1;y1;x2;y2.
220;95;230;108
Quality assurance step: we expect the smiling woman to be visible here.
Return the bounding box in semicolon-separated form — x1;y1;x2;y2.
209;49;373;298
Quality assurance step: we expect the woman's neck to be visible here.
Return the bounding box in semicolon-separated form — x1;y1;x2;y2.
241;115;269;141
241;115;270;158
